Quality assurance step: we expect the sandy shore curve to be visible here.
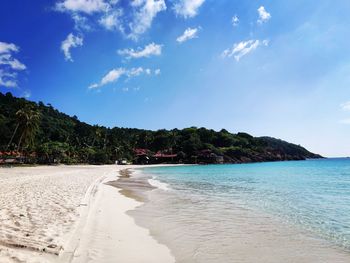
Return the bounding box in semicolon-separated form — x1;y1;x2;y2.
0;165;175;263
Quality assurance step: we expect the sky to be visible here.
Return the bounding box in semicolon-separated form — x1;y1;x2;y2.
1;0;350;157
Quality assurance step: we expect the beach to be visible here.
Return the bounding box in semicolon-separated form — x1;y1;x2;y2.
1;162;350;263
0;165;174;263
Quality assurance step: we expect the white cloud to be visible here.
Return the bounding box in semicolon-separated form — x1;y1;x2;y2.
173;0;205;18
55;0;166;40
0;42;18;54
232;15;239;27
88;83;99;89
0;42;26;88
89;68;125;89
176;27;199;43
340;101;350;111
222;39;269;61
61;33;83;62
72;14;92;31
101;68;125;85
257;6;271;24
155;68;161;75
128;0;166;40
89;67;160;89
117;42;162;59
0;42;26;70
56;0;109;14
0;54;26;70
99;9;123;31
0;70;17;88
127;67;146;77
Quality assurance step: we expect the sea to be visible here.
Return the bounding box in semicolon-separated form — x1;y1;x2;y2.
128;158;350;262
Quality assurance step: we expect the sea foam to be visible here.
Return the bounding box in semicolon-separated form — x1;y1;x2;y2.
148;177;169;191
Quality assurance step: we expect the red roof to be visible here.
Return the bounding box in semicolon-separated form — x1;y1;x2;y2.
134;148;149;156
153;152;177;158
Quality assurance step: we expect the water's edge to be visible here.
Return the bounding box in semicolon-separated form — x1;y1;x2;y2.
114;165;350;263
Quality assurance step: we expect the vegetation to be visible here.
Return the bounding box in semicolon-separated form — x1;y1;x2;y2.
0;92;321;165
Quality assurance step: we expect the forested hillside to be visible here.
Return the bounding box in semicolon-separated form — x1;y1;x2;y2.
0;92;321;164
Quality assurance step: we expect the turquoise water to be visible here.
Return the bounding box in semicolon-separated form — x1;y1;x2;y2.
143;158;350;250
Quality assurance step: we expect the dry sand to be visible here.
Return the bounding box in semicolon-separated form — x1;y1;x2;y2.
0;165;175;263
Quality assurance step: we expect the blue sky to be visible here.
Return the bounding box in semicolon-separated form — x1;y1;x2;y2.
1;0;350;157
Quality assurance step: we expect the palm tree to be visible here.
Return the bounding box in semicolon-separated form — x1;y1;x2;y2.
6;108;28;150
103;129;108;150
6;122;19;151
16;106;41;152
91;126;102;148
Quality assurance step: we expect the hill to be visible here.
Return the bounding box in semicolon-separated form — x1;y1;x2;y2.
0;92;322;164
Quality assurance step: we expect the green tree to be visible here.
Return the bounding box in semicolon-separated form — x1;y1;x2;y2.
16;106;41;151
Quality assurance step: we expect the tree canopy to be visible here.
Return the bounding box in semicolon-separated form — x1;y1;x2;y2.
0;92;321;164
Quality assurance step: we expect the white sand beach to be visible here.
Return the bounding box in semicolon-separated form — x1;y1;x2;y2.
1;164;349;263
0;165;175;263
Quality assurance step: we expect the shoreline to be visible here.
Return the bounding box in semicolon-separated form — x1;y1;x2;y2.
68;165;176;263
0;164;176;263
124;166;350;263
1;163;349;262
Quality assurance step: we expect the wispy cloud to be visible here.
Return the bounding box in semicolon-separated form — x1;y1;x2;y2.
257;6;271;24
55;0;167;41
56;0;109;14
173;0;205;18
222;39;269;61
232;15;239;27
0;54;26;70
89;67;160;89
0;42;19;54
0;42;26;71
99;9;123;31
72;13;92;31
117;42;162;59
127;67;144;77
61;33;83;62
0;70;17;88
176;27;199;43
127;0;167;40
340;101;350;111
0;41;26;88
89;68;125;89
56;0;116;34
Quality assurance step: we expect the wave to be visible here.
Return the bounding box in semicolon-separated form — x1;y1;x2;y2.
148;177;170;191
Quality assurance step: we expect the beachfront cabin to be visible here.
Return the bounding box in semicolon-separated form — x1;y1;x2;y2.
133;148;151;164
152;151;178;164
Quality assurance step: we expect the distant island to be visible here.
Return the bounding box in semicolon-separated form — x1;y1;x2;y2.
0;92;322;165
